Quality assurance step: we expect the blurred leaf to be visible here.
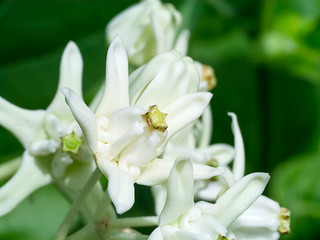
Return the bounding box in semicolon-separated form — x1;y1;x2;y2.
260;0;320;83
0;185;71;240
270;151;320;239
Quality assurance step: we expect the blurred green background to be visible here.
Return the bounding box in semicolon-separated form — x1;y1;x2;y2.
0;0;320;239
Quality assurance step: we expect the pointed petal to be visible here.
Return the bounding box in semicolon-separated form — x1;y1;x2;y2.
150;8;166;53
96;35;129;116
159;158;194;226
48;41;83;122
98;161;135;214
138;159;224;186
163;92;212;143
0;151;52;216
209;172;270;227
202;143;234;166
228;112;245;180
173;29;190;56
198;106;212;148
61;88;97;153
0;97;46;148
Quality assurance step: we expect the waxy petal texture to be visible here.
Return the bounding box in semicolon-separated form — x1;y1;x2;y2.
96;35;129;116
228;112;245;180
208;172;270;227
159;158;194;226
0;152;52;216
62;88;97;153
0;97;46;148
48;41;83;122
163;92;212;143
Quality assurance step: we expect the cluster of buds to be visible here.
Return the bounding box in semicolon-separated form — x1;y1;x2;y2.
0;0;290;240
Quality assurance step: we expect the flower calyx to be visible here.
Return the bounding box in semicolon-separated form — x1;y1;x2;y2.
142;105;168;133
62;132;83;154
278;207;290;235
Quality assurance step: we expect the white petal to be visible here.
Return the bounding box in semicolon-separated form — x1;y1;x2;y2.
149;227;164;240
159;158;194;226
98;161;135;214
228;112;245;180
202;143;234;166
198;106;212;148
48;41;83;122
0;151;52;216
137;158;174;186
230;196;281;240
152;185;168;216
209;172;270;227
129;51;179;104
96;35;129;116
173;29;190;56
163;92;212;144
180;206;227;239
138;159;224;186
0;97;46;148
192;164;225;180
61;88;97;153
29;139;60;156
134;55;200;110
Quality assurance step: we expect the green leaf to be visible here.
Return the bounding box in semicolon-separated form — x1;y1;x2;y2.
270;151;320;239
0;185;72;240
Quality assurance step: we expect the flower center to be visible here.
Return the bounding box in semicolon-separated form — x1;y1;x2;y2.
201;65;217;91
142;105;168;133
278;207;290;235
62;132;83;154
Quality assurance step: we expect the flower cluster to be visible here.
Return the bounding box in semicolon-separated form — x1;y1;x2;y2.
0;0;290;239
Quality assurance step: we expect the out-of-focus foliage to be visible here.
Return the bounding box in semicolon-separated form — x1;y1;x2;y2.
0;0;319;239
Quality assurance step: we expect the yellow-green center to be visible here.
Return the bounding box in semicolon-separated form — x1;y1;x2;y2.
278;207;290;235
142;105;168;133
62;132;83;154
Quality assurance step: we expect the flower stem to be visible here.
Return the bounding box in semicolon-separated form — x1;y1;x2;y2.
109;216;158;228
66;223;100;240
56;167;102;240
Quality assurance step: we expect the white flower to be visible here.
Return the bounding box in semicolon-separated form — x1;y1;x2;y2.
193;113;291;239
149;158;270;240
106;0;185;66
62;35;214;214
0;42;103;219
230;195;290;240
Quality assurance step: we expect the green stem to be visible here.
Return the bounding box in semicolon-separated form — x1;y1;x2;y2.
94;188;117;221
109;216;158;228
56;168;103;240
66;223;101;240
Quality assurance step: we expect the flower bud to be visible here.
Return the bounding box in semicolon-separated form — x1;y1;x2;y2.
106;0;182;66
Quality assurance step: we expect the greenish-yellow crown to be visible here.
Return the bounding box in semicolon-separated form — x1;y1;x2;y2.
142;105;168;133
62;132;83;154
